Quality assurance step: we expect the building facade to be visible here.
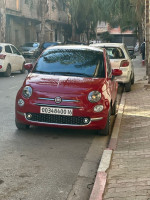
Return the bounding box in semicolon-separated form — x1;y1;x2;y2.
0;0;68;47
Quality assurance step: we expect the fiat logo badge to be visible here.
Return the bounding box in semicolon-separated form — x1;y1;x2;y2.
55;97;62;104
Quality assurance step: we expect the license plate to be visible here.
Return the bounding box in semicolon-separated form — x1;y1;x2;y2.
40;106;73;116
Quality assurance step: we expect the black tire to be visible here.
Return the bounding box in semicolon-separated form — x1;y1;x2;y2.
4;64;11;77
97;109;111;136
15;119;30;130
131;73;134;85
20;63;26;74
111;100;117;115
125;80;131;92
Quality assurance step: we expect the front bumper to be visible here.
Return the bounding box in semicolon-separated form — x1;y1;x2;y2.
22;51;34;57
16;105;108;130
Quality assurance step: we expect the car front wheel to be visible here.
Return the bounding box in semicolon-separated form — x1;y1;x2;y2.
15;119;30;130
20;63;26;74
111;100;117;115
125;80;131;92
131;73;134;85
97;109;111;136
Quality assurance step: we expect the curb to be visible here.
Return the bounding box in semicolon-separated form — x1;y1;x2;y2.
89;92;126;200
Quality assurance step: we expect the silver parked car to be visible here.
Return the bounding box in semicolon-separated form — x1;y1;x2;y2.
90;43;135;92
0;43;26;77
19;42;40;58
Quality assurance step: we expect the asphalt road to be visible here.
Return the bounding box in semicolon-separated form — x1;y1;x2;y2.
0;70;115;200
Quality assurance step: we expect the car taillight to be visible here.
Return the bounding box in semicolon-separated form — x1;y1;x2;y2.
0;65;2;69
0;54;6;59
120;60;129;67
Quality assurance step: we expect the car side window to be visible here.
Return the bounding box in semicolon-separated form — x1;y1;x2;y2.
97;56;105;78
106;54;112;77
11;45;21;55
124;45;131;57
5;45;12;53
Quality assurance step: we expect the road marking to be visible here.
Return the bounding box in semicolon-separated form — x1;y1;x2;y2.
9;86;18;90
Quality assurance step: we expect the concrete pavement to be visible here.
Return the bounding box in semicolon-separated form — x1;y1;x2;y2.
90;54;150;200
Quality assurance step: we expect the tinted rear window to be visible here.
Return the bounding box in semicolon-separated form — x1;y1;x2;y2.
0;46;2;53
104;47;125;59
43;42;58;49
33;49;105;78
5;45;12;53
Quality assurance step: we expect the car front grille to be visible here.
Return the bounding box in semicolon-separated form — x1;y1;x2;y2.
25;113;90;126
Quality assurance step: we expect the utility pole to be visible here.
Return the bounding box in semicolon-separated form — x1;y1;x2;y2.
0;0;6;42
145;0;150;83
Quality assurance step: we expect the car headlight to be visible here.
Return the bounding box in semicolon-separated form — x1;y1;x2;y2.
88;91;101;103
22;86;32;98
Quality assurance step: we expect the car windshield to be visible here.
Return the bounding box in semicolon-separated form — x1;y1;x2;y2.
103;47;125;59
22;43;39;47
33;49;105;78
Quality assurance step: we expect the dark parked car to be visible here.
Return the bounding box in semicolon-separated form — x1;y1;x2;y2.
35;42;62;58
19;42;40;58
15;45;122;135
127;46;136;58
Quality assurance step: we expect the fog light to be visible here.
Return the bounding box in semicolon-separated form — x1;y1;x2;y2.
26;113;32;120
83;118;89;124
94;105;104;112
18;99;25;107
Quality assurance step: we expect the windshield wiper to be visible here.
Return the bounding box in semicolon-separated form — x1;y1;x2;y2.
53;72;92;77
33;71;92;77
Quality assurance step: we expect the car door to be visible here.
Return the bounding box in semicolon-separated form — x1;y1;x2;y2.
10;45;24;71
106;53;117;104
5;45;15;71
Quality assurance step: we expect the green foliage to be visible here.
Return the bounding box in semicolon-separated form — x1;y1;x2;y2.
97;0;144;31
100;32;115;42
62;0;144;39
66;0;100;39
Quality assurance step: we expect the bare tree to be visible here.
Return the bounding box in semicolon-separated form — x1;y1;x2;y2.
0;0;6;42
37;0;48;43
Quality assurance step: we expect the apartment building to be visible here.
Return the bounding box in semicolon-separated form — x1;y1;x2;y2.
0;0;68;47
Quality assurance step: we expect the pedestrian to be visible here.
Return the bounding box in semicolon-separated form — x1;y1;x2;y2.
140;39;145;65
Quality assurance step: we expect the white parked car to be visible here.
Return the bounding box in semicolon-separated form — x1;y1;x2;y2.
90;43;135;92
0;43;26;77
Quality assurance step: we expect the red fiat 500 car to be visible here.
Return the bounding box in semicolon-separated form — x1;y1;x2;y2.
15;45;122;135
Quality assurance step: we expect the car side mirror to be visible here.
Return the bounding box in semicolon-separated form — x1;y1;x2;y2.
24;63;33;72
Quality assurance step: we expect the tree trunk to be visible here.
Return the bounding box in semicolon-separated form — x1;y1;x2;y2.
0;0;6;42
40;0;48;43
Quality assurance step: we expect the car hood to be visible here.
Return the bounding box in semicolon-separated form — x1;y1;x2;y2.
24;73;107;95
20;47;37;51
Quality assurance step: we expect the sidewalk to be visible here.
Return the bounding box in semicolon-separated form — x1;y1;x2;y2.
90;54;150;200
104;56;150;199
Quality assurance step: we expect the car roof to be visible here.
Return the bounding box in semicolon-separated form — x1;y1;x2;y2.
46;45;104;52
90;43;125;48
0;43;13;47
